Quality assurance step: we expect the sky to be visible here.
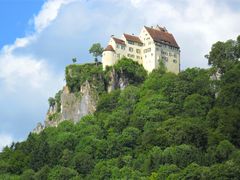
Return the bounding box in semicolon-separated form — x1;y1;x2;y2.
0;0;240;150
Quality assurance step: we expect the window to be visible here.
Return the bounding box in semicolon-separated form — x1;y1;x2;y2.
128;41;134;45
137;56;140;59
151;53;153;56
144;48;151;53
173;59;177;63
162;56;168;62
117;44;120;49
169;52;172;56
161;51;168;56
174;53;177;58
136;49;141;54
128;54;135;58
129;47;133;52
156;47;159;51
117;54;120;58
121;45;125;50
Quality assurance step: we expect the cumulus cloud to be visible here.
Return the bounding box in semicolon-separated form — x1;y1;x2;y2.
0;0;77;93
34;0;76;32
0;0;75;140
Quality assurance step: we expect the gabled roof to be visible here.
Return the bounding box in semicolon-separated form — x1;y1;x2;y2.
144;26;179;48
123;33;143;44
104;45;115;52
112;37;126;45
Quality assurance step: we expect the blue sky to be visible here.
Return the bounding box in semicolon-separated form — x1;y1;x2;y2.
0;0;240;150
0;0;45;48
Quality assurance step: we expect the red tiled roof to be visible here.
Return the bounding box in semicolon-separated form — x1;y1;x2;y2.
145;26;179;48
112;37;126;45
104;45;115;52
123;33;143;44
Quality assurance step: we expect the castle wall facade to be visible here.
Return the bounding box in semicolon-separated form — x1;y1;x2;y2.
102;25;180;74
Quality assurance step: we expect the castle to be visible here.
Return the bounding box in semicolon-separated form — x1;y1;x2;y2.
102;25;180;73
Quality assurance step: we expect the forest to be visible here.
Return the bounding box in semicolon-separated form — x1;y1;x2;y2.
0;36;240;179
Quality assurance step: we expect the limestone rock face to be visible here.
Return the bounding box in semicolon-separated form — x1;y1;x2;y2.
108;68;129;92
33;80;99;133
60;81;97;123
32;123;44;134
33;67;130;133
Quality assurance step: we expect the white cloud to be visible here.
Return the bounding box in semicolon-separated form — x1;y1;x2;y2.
0;0;73;141
0;53;63;92
0;134;13;152
0;0;75;92
34;0;76;32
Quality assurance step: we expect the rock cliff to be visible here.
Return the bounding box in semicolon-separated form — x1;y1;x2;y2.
33;60;146;133
107;68;129;92
43;80;98;128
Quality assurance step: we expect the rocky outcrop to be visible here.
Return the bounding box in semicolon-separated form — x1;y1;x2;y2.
44;81;98;128
60;81;97;123
107;68;129;92
33;67;130;133
32;123;44;134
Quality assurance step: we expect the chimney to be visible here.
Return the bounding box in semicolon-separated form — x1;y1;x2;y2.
163;27;168;32
155;25;168;32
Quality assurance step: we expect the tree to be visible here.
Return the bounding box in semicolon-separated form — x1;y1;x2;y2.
215;140;236;162
72;57;77;63
89;43;104;64
20;169;35;180
48;166;79;180
73;152;94;175
206;38;240;73
48;97;55;109
183;93;211;117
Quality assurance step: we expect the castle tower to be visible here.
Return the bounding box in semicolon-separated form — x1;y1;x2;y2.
102;45;116;70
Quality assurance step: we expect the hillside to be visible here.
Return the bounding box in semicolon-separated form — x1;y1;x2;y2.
0;36;240;179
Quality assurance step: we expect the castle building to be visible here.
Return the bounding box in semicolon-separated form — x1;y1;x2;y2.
102;25;180;73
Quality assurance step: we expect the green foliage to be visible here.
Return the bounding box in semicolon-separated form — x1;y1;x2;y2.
109;57;147;85
206;36;240;73
48;112;60;121
89;43;104;63
65;63;105;93
48;166;79;179
72;57;77;63
48;97;55;108
20;169;35;180
1;36;240;179
183;93;211;117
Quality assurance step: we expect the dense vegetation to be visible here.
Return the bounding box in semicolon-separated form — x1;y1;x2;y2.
65;62;105;93
0;36;240;179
